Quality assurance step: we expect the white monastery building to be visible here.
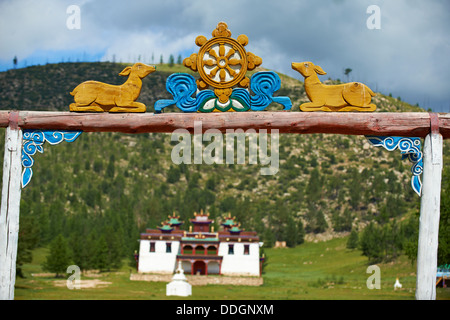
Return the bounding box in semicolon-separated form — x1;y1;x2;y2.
137;210;264;277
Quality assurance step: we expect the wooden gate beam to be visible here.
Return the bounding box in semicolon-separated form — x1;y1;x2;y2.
0;111;449;138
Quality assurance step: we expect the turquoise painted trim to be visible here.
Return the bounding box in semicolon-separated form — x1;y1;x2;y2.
365;136;423;196
250;71;292;110
154;73;215;113
21;130;82;188
154;71;291;113
181;237;219;242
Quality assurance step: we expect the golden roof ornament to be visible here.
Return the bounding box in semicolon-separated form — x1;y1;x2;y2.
183;22;262;104
154;21;291;113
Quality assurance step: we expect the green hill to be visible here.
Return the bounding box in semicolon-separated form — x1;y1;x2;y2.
0;62;448;279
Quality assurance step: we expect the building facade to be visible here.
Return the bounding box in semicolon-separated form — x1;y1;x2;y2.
138;211;264;277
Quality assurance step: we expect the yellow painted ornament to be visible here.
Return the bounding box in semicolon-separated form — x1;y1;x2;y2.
292;61;376;112
183;22;262;104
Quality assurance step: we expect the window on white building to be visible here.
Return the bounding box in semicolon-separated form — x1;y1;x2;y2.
150;242;155;252
166;242;172;253
228;244;234;255
244;244;250;255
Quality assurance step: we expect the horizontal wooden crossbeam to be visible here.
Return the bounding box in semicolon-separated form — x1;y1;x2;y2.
0;111;449;138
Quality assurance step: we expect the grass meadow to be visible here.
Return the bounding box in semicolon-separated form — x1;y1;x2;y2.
14;237;450;300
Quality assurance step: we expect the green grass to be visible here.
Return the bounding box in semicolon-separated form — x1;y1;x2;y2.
14;237;450;300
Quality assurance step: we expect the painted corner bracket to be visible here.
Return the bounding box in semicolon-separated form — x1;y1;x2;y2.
365;136;423;196
21;130;82;188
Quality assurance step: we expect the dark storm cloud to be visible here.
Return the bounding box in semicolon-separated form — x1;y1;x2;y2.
1;0;449;110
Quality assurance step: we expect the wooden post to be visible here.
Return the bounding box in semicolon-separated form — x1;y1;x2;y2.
415;132;443;300
0;126;23;300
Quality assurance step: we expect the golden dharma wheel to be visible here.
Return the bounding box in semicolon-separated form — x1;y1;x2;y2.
183;22;261;104
197;36;248;89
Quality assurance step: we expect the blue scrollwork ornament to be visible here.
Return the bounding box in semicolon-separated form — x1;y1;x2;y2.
22;130;82;188
154;73;215;113
154;71;291;113
249;71;292;111
365;136;423;196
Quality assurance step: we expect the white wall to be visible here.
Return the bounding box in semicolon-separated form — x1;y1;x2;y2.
138;240;261;276
219;242;260;276
138;240;179;274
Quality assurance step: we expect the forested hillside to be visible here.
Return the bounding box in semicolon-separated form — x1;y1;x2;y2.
0;62;448;274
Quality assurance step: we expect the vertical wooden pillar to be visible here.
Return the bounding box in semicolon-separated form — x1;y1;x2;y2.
0;126;23;300
415;132;443;300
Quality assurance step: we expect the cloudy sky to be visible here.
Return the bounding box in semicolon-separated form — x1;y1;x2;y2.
0;0;449;111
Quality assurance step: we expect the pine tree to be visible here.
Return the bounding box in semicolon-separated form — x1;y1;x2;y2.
315;211;328;233
263;227;275;248
298;219;306;244
344;68;352;81
167;165;181;183
359;223;383;264
16;214;40;277
169;54;175;67
84;231;99;270
333;208;353;232
306;168;321;203
347;229;359;249
94;235;110;272
42;234;72;277
104;225;124;270
285;216;298;247
305;203;328;234
69;231;90;271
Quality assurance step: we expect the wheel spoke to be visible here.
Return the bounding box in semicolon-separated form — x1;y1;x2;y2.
204;59;216;66
219;44;226;57
228;58;242;66
209;66;219;78
226;66;236;76
226;48;235;59
208;49;219;60
220;69;226;81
